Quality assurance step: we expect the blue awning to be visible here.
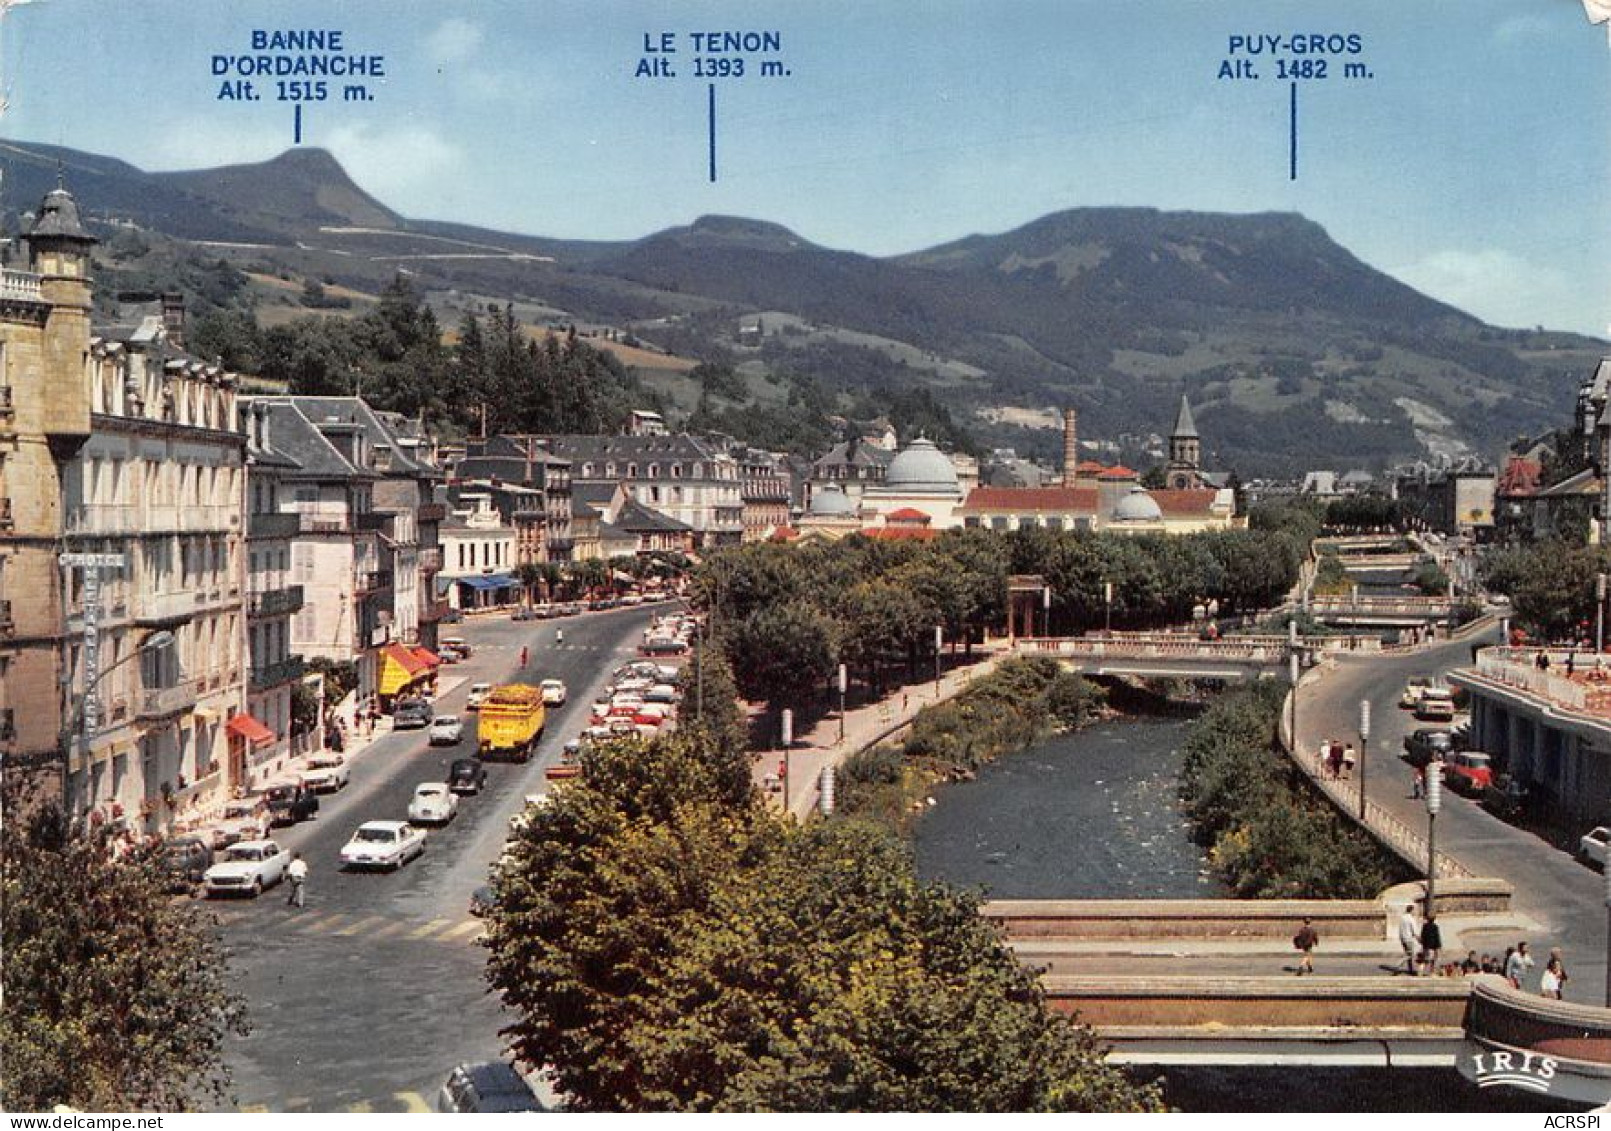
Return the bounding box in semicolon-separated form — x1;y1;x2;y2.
457;573;518;591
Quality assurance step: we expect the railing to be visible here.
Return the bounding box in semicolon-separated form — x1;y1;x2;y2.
0;497;12;530
139;505;240;534
137;680;200;720
1463;650;1611;717
134;591;194;625
1018;635;1292;664
247;584;304;618
0;269;43;303
357;569;393;593
1311;595;1458;614
0;599;11;635
250;655;306;691
247;511;301;539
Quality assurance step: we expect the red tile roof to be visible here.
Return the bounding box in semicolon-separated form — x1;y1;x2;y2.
1149;489;1221;516
885;507;932;523
1075;460;1110;473
1097;465;1137;480
769;525;800;542
860;526;938;541
961;487;1099;512
1499;456;1542;497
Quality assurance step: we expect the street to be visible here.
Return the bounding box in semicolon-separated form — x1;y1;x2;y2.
207;604;668;1112
1299;627;1611;1005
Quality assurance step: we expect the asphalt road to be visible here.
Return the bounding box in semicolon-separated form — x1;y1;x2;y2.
206;603;672;1112
1299;625;1611;1005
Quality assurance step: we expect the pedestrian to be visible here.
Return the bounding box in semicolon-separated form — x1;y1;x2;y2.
1419;913;1442;975
1397;904;1421;975
1568;652;1577;678
1461;950;1481;975
286;851;308;908
1505;941;1533;988
1550;946;1570;994
1541;956;1565;999
1412;765;1423;800
1293;917;1319;976
556;628;565;645
1328;742;1344;780
520;645;529;667
1342;743;1357;780
1536;651;1551;672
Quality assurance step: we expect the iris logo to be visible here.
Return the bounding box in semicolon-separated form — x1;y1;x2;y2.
1468;1050;1559;1095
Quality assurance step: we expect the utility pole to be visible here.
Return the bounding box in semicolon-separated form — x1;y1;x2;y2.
1425;760;1442;918
837;663;847;746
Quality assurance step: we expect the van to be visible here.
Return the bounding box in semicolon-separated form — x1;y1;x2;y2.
434;1062;543;1113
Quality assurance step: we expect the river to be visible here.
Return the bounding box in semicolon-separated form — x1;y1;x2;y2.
910;710;1577;1113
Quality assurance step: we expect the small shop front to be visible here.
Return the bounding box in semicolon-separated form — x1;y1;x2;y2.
375;642;440;709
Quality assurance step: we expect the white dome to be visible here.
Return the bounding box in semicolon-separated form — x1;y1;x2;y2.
1113;485;1163;522
884;437;959;493
809;484;857;517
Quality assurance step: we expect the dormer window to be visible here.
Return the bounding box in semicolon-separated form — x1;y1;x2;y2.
627;463;638;478
671;464;681;478
648;464;659;478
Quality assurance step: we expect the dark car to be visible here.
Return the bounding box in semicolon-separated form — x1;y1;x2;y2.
436;1062;543;1113
448;758;487;795
265;784;319;826
1483;775;1532;820
393;699;432;729
1403;728;1454;768
161;836;215;894
469;885;496;917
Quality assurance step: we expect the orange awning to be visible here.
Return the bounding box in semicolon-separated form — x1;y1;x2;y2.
378;642;430;696
411;646;441;669
226;713;276;747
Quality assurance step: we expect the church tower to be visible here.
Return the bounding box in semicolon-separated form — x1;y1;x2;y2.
1166;394;1202;490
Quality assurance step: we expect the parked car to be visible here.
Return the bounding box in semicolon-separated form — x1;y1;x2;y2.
511;606;538;621
466;683;493;711
300;753;350;793
1400;677;1434;709
212;798;270;849
469;885;497;918
1415;689;1457;723
641;637;688;657
161;835;215;895
1403;728;1454;769
1444;750;1494;794
1483;775;1532;821
394;699;432;729
203;839;290;898
435;1062;543;1113
448;757;487;795
408;782;460;825
442;637;472;658
265;783;320;826
428;715;465;746
340;820;427;870
1581;826;1611;868
540;679;567;706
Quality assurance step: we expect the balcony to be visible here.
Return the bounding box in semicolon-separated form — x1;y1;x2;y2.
0;599;11;635
0;269;43;303
247;584;304;618
248;511;301;539
250;654;307;692
134;590;193;626
0;385;12;419
417;502;448;523
355;512;392;534
137;680;200;720
356;569;393;594
0;497;11;531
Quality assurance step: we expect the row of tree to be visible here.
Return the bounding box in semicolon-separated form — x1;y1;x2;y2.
1481;541;1611;640
482;728;1163;1111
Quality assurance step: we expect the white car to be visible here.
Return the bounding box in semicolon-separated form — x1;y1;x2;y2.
408;782;460;825
1581;827;1611;868
466;683;493;711
540;679;568;706
300;753;350;793
203;839;289;897
428;715;465;746
341;820;427;870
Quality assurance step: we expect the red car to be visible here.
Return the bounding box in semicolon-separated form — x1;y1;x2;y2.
1445;751;1494;795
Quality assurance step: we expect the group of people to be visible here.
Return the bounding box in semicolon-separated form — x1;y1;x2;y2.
1319;739;1357;780
1397;907;1569;997
1535;649;1610;683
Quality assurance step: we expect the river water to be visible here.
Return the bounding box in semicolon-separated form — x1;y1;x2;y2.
910;711;1577;1113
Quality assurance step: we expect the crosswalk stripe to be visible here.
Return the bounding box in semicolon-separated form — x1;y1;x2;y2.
395;1091;431;1113
333;914;385;937
308;913;352;933
369;919;414;940
408;917;453;939
441;919;483;941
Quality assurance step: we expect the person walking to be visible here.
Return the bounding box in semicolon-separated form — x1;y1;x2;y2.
1397;904;1421;975
555;628;564;645
1293;917;1319;976
1412;765;1424;800
1505;941;1533;989
1419;913;1443;976
286;851;308;909
1342;743;1357;780
519;645;529;668
1550;946;1570;996
1541;956;1566;999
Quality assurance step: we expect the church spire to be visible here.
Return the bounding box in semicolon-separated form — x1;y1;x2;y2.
1172;394;1199;440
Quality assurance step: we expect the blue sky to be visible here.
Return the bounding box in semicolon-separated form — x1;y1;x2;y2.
5;0;1608;335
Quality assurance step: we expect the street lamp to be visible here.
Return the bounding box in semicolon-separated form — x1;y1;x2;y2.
837;663;848;746
1425;758;1442;919
1289;650;1301;765
933;625;943;695
57;630;176;819
1103;581;1114;636
1358;698;1371;821
1597;573;1606;654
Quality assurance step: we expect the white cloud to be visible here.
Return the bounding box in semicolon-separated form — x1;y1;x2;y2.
322;123;464;212
1391;247;1580;330
147;116;288;170
425;18;484;66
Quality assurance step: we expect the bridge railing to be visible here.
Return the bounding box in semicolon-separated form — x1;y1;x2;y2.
1310;595;1457;613
1465;650;1611;717
1018;636;1289;663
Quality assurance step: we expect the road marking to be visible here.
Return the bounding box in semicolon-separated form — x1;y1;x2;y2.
333;914;385;937
308;913;352;934
394;1091;431;1113
408;917;453;939
238;1104;269;1113
347;1100;374;1113
369;919;414;940
441;919;483;941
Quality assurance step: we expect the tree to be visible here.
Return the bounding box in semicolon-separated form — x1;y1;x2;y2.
726;601;839;710
514;561;545;607
1;804;249;1110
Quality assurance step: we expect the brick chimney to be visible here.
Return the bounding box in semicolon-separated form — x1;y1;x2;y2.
161;292;186;349
1062;408;1078;486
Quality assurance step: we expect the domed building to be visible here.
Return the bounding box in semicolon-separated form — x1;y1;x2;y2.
860;436;968;530
1110;484;1166;530
795;482;865;540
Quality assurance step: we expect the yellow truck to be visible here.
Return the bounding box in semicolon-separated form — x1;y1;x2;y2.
476;683;547;762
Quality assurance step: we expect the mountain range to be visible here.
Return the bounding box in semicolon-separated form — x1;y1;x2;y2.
3;139;1601;476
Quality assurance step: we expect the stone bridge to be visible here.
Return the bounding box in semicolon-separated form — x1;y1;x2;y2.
1308;594;1461;628
1014;632;1390;679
